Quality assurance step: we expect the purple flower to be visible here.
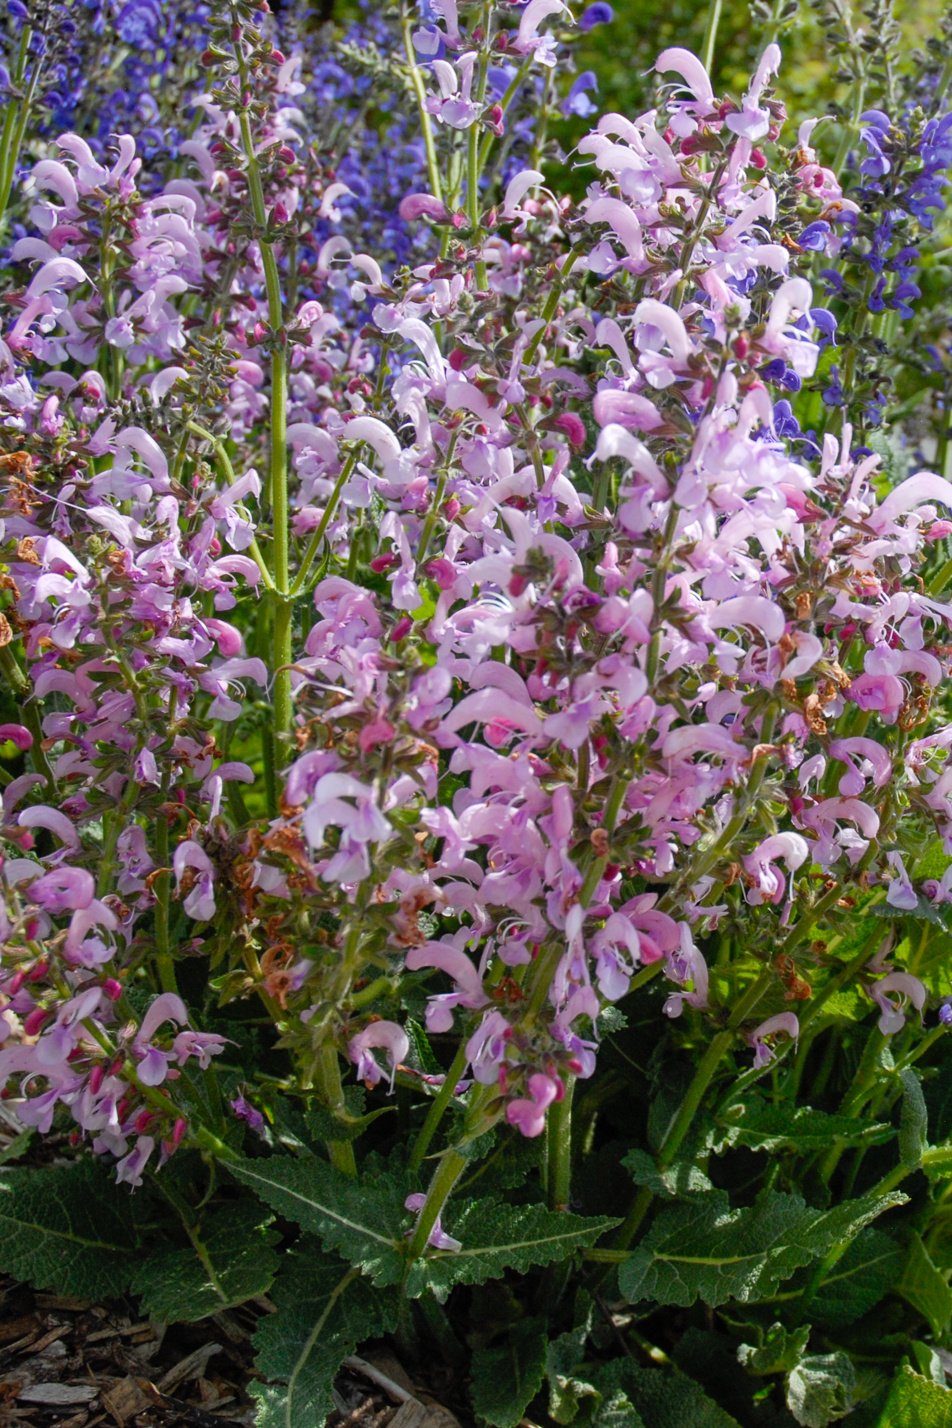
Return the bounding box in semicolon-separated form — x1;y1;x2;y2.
578;2;613;30
231;1096;265;1134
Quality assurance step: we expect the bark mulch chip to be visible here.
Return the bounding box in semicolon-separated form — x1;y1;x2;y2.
0;1278;469;1428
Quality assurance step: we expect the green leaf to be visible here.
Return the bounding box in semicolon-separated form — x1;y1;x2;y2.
900;1068;929;1167
898;1233;952;1338
252;1244;398;1428
304;1086;395;1145
0;1161;136;1298
714;1101;893;1154
806;1228;904;1327
623;1148;713;1197
924;1058;952;1143
871;896;952;931
471;1317;547;1428
922;1144;952;1181
593;1361;741;1428
738;1322;811;1375
618;1189;907;1308
878;1367;952;1427
405;1198;618;1298
229;1153;408;1285
131;1202;279;1322
545;1293;597;1424
786;1352;855;1427
404;1018;442;1075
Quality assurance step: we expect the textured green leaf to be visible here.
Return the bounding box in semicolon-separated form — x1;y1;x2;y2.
471;1317;547;1428
252;1243;398;1428
545;1293;597;1424
738;1322;811;1375
0;1161;136;1297
924;1058;952;1143
229;1154;408;1285
805;1228;904;1327
623;1147;713;1197
898;1233;952;1338
714;1101;893;1154
406;1198;619;1297
593;1361;741;1428
879;1367;952;1427
922;1144;952;1181
900;1068;929;1167
871;896;952;930
618;1189;906;1308
786;1352;855;1427
131;1202;279;1322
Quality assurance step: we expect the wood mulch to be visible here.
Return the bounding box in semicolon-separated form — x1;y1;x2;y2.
0;1277;467;1428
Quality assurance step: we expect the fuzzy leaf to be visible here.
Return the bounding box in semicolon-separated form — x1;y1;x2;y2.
0;1161;136;1298
900;1068;929;1167
471;1317;547;1428
924;1058;952;1143
714;1101;893;1154
252;1243;398;1428
618;1189;906;1308
922;1144;952;1181
131;1202;279;1322
593;1361;741;1428
786;1352;855;1427
229;1153;408;1285
805;1227;904;1327
623;1148;713;1197
406;1198;619;1297
738;1322;811;1375
878;1367;952;1427
898;1233;952;1338
545;1293;597;1424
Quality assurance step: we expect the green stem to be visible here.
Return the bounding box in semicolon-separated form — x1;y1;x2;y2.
233;42;291;748
401;10;444;204
408;1041;469;1175
312;1043;358;1178
0;29;42;230
545;1079;575;1212
289;448;360;599
816;1027;887;1183
522;248;582;368
612;971;773;1251
406;1146;468;1264
700;0;723;72
153;690;179;996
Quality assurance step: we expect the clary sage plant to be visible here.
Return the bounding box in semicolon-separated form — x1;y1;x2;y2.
1;0;952;1424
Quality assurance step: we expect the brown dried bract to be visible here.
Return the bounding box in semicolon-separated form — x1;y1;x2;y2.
15;538;40;565
802;693;828;735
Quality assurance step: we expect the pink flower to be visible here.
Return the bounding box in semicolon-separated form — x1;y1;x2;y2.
348;1020;410;1091
747;1012;799;1069
868;972;926;1035
506;1073;562;1138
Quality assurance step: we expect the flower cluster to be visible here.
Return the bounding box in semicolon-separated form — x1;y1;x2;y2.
0;0;949;1194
